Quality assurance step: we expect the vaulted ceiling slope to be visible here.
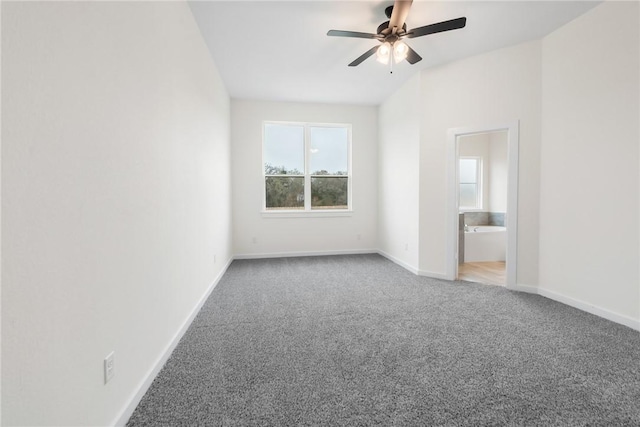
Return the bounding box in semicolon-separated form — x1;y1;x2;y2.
188;1;600;106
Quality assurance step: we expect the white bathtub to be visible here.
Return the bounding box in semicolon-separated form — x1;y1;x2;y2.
464;226;506;262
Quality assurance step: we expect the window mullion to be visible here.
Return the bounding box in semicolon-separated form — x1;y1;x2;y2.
304;125;311;211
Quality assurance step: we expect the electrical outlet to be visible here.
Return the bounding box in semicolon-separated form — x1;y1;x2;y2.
104;352;115;384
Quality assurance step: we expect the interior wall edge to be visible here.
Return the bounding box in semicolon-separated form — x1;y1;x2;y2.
377;250;420;275
416;270;449;281
113;256;235;427
0;1;3;422
510;284;538;294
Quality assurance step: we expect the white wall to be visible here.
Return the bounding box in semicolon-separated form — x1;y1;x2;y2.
231;100;377;257
378;75;421;271
489;131;508;213
0;2;3;420
418;41;542;284
2;2;232;425
540;1;639;325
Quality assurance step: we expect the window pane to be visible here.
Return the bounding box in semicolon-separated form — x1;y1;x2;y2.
265;177;304;210
309;127;348;175
460;183;478;208
311;177;348;210
459;158;477;183
264;124;304;175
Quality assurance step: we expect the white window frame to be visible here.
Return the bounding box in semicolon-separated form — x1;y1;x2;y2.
459;156;483;211
262;121;352;217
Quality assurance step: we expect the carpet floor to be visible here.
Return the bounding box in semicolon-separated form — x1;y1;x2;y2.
128;254;640;426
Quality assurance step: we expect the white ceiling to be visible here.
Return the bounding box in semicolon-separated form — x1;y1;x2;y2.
188;1;600;106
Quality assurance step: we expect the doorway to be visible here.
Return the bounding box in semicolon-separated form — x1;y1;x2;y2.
445;122;519;289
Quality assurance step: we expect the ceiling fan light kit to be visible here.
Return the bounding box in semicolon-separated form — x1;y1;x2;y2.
393;41;408;63
376;40;408;74
327;0;467;72
376;42;391;64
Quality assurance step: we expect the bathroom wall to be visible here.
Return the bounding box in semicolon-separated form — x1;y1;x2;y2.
489;132;508;213
458;131;508;227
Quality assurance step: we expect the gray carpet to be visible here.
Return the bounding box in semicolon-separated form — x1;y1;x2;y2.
128;254;640;426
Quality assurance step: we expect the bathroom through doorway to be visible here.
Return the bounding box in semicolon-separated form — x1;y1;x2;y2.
457;131;507;286
446;122;519;288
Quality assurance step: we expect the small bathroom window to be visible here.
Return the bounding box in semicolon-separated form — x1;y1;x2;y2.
459;157;483;210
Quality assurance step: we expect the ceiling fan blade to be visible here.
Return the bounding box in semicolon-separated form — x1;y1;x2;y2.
405;45;422;64
388;0;413;33
348;46;379;67
406;17;467;39
327;30;383;39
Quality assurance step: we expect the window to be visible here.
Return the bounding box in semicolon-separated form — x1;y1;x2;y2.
459;157;482;210
263;122;351;212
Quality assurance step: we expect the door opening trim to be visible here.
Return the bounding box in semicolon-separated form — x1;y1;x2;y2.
445;122;519;288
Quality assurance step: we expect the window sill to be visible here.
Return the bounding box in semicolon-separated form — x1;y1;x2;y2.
261;210;353;218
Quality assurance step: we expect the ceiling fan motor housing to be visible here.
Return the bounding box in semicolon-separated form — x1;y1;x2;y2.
377;21;407;36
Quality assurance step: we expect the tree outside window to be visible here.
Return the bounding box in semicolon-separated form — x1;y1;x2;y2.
264;122;351;211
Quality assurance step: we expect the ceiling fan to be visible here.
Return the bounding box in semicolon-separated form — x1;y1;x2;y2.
327;0;467;70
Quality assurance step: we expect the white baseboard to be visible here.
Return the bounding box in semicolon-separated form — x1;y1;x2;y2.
237;250;449;282
510;283;538;294
417;270;449;280
233;248;378;260
113;257;234;426
510;283;639;331
376;250;450;280
535;286;639;332
376;250;419;275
